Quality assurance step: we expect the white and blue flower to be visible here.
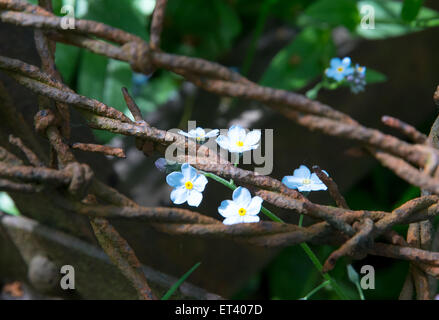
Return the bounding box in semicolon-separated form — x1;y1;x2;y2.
166;163;208;207
355;64;366;77
216;125;261;153
325;57;354;82
218;187;262;225
178;127;219;143
282;165;328;192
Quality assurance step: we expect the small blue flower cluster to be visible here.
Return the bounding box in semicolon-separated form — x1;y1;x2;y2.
159;125;330;225
325;57;367;94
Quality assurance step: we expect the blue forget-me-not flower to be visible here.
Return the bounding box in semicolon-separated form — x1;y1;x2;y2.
325;57;354;82
166;163;208;207
218;187;263;225
282;165;328;192
178;127;219;143
216;125;261;153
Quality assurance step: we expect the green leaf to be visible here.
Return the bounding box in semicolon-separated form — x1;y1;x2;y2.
161;262;201;300
0;192;20;216
401;0;424;22
365;68;387;83
357;0;439;39
85;0;148;39
299;0;360;31
163;0;242;59
103;60;133;115
134;73;180;115
55;43;80;85
77;51;108;102
260;28;335;90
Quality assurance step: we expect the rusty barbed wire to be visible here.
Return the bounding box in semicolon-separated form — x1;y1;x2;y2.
1;0;439;300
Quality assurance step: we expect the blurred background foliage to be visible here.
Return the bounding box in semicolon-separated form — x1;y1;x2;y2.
4;0;437;299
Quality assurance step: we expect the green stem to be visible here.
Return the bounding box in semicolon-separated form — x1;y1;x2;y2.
161;262;201;300
355;282;365;300
299;243;348;300
305;82;323;100
299;214;347;299
298;214;304;227
301;280;330;300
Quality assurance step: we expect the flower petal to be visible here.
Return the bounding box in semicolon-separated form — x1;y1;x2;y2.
243;215;260;223
187;129;198;137
330;58;341;68
194;127;205;137
240;144;259;152
333;72;345;81
223;216;243;225
228;125;246;143
170;187;188;204
342;57;352;66
298;184;313;192
187;190;203;207
344;67;354;76
310;173;324;184
205;129;219;138
181;163;197;181
218;200;238;218
246;196;263;215
244;130;261;147
282;176;302;189
326;68;335;78
293;165;311;179
166;172;184;187
193;174;208;192
178;130;191;138
216;135;230;150
155;158;168;172
232;187;252;207
227;145;243;153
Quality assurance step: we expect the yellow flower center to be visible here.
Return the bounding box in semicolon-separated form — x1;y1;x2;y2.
196;136;204;142
185;181;193;190
238;208;246;216
357;67;364;72
337;67;344;72
236;141;244;147
302;178;311;185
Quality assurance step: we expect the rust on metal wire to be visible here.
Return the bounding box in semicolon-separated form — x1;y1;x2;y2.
72;143;126;158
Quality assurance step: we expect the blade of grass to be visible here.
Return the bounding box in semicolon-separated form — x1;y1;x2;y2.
301;280;330;300
161;262;202;300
